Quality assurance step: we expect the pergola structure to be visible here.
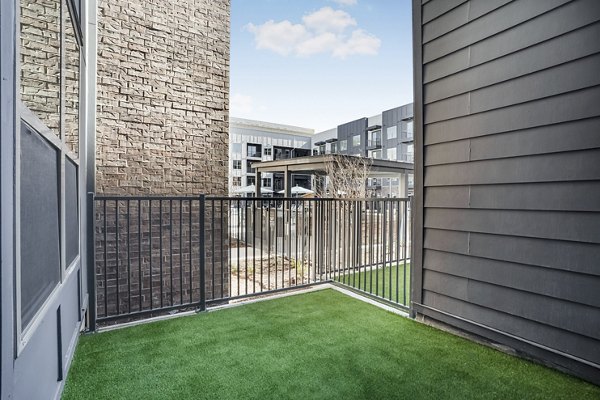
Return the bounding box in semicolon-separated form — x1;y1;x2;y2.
252;154;414;197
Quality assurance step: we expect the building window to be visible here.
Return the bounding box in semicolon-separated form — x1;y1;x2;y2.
264;147;272;156
247;143;262;158
329;142;337;154
387;147;397;160
318;144;326;155
369;149;381;159
232;177;242;186
233;160;242;169
262;177;272;187
339;140;347;152
246;176;256;186
387;126;397;140
406;121;413;140
368;130;381;147
352;134;361;147
313;149;319;155
246;160;255;173
407;144;414;162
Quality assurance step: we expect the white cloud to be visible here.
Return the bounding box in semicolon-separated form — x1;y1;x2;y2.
246;7;380;59
302;7;356;33
333;29;381;58
329;0;358;6
230;93;255;114
245;20;308;56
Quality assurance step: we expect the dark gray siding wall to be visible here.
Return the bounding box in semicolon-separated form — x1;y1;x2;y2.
338;118;367;156
412;0;600;383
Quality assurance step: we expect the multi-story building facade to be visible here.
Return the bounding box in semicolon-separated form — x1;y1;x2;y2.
229;117;313;194
312;103;414;197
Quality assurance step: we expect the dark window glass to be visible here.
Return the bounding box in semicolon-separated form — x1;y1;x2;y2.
247;143;262;158
65;158;79;266
20;123;60;327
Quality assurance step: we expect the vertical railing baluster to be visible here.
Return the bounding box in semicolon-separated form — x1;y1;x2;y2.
116;200;120;315
403;199;408;306
103;199;107;317
189;199;192;305
159;199;163;308
252;199;256;294
180;199;183;305
127;199;131;313
212;199;216;300
138;200;142;312
149;200;153;310
169;200;173;306
220;199;224;299
199;194;206;311
260;199;264;292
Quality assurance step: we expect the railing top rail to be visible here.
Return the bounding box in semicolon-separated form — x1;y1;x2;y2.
207;196;412;202
93;194;412;202
94;195;202;201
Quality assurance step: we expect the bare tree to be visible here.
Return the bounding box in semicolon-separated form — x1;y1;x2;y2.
319;155;372;198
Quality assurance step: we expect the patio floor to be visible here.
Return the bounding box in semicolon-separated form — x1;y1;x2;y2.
63;289;600;399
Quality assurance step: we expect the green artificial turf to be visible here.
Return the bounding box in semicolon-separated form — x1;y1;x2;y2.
336;264;411;306
63;289;600;400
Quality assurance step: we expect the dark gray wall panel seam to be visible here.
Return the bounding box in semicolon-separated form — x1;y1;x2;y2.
424;228;600;276
423;0;571;63
423;0;514;44
423;248;600;306
425;23;600;103
422;0;469;25
424;183;600;212
420;292;600;367
424;208;600;244
425;85;600;145
425;54;600;124
422;270;600;340
424;117;600;166
423;0;600;83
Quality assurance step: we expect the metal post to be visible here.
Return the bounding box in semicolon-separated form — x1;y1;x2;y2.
199;194;206;311
86;192;96;331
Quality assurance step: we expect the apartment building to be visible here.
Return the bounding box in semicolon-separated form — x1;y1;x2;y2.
229;117;313;194
312;103;414;196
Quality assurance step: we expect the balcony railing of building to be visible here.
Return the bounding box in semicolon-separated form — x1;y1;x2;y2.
367;139;382;149
89;195;411;329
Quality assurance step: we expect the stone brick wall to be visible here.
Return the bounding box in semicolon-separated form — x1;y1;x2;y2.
95;0;230;321
96;0;230;195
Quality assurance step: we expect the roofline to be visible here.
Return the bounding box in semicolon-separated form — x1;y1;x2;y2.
230;117;315;137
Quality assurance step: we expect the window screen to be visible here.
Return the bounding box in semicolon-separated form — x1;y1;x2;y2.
65;157;79;266
20;123;61;328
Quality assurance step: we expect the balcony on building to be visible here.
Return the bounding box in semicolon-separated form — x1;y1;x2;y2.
247;143;263;159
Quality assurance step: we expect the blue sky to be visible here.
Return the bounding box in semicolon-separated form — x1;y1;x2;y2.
230;0;413;132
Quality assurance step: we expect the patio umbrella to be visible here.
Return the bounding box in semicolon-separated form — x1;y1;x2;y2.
277;185;315;195
233;184;273;194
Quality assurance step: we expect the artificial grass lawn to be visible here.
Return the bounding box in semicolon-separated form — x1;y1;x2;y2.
336;264;410;306
63;289;599;400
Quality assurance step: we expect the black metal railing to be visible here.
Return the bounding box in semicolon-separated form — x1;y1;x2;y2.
89;195;411;327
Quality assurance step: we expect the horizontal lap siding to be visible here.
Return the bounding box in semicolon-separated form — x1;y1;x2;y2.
415;0;600;379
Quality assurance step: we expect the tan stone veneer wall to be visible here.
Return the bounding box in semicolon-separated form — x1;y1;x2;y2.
95;0;230;320
96;0;230;195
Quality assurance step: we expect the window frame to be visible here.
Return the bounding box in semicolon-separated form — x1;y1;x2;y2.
15;0;83;352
